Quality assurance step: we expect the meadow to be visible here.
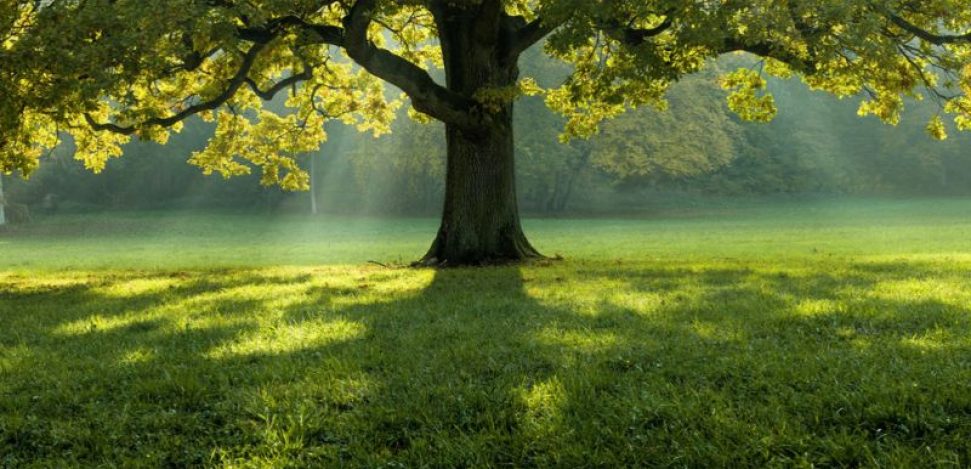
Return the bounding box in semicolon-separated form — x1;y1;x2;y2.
1;198;970;467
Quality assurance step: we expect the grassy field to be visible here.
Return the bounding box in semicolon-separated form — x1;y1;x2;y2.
1;198;970;466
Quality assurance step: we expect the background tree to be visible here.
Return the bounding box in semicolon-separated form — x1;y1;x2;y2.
4;1;971;264
592;70;741;187
514;91;593;214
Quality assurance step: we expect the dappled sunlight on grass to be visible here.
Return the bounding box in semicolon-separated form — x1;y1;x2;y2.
170;281;309;314
53;314;161;337
0;273;93;294
206;319;366;360
517;377;568;437
901;335;948;351
2;260;970;466
794;298;843;317
898;326;971;352
91;276;181;298
869;277;971;307
3;204;971;465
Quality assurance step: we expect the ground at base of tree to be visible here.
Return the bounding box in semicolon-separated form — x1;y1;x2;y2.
1;199;970;466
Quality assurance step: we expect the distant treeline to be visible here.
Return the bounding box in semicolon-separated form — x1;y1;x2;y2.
7;58;971;216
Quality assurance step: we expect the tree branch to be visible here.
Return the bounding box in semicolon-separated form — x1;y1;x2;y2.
507;16;562;59
609;17;673;47
341;0;478;129
720;38;817;73
238;15;342;45
245;67;314;101
87;2;477;135
884;11;971;45
508;10;673;60
85;42;270;135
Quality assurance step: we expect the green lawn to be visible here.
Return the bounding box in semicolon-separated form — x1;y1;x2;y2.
2;198;970;466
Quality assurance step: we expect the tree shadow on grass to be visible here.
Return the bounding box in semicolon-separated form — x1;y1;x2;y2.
1;262;970;466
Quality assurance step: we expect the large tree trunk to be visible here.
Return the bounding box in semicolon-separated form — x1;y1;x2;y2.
419;5;542;266
421;113;541;265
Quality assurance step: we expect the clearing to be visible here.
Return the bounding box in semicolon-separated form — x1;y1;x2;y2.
1;198;970;466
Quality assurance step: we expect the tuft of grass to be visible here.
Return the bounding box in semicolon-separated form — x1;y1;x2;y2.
1;198;970;466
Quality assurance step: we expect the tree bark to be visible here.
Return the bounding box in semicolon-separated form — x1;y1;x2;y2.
419;4;542;266
421;113;541;266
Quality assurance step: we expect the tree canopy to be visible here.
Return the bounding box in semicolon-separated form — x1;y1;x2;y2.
3;0;971;186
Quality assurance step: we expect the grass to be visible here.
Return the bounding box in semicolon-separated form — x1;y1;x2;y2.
1;198;970;466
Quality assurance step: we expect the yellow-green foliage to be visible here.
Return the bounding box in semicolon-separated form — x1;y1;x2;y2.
4;1;971;183
721;68;777;123
594;71;740;179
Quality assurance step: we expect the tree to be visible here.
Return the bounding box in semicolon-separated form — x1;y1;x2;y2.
515;68;741;213
591;70;741;185
4;1;971;265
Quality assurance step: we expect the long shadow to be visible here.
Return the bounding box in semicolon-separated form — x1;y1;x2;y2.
1;263;969;466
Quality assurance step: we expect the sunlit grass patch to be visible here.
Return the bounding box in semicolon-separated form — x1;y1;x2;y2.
870;277;971;306
91;276;181;298
53;313;158;337
794;298;843;317
518;377;568;431
207;319;366;360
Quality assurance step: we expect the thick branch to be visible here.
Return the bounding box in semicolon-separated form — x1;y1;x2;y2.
507;16;562;58
885;11;971;45
240;15;343;45
610;18;673;47
89;3;476;135
508;11;672;59
341;0;477;128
